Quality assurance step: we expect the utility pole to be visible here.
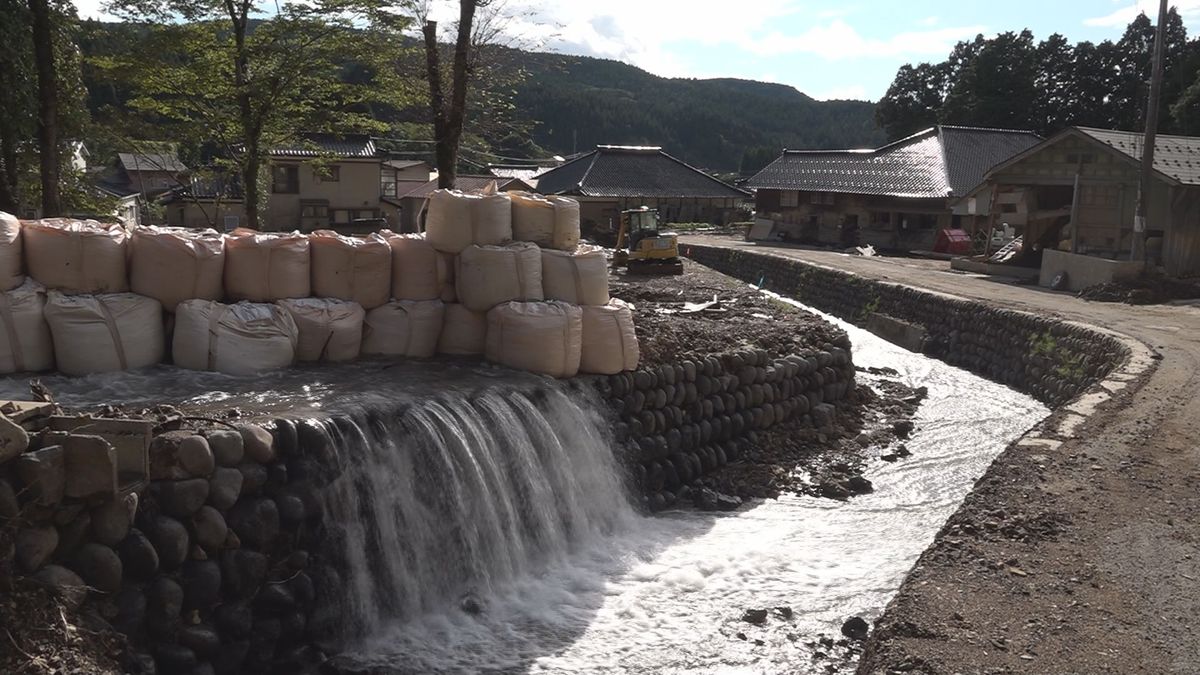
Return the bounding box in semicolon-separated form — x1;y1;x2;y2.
1133;0;1168;263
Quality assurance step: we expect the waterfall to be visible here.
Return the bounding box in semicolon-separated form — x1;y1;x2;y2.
310;382;637;639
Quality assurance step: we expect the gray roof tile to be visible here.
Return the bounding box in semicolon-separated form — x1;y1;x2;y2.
270;134;377;158
118;152;188;173
1076;127;1200;186
535;146;749;199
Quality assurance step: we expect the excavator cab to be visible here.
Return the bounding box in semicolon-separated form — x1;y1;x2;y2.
613;207;683;275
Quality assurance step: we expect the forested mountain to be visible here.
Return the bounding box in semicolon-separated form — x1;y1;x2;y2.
74;21;882;174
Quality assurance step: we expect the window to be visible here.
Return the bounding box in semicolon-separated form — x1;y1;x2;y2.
332;209;351;225
301;203;329;219
272;165;299;194
780;190;799;207
808;192;835;205
222;215;239;231
353;209;379;220
381;174;397;197
314;165;340;182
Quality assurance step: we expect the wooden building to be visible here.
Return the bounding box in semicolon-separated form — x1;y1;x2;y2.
974;126;1200;276
534;145;749;234
747;126;1041;251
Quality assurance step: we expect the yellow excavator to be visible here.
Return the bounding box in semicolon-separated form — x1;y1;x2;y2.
613;207;683;275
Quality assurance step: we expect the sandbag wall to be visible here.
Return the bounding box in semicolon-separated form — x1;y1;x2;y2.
0;196;639;379
683;245;1127;407
595;339;855;512
0;417;334;675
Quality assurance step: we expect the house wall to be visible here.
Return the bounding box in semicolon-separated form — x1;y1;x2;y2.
166;201;248;231
266;158;382;231
755;189;950;251
128;170;180;195
576;196;744;236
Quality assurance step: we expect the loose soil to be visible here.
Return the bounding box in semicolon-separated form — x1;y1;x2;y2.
0;578;124;674
1078;274;1200;304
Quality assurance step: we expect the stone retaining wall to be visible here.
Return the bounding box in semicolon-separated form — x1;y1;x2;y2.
594;340;856;512
683;245;1128;406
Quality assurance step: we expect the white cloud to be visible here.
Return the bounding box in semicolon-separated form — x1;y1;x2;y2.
812;84;869;101
745;20;987;60
917;16;940;27
73;0;116;20
1084;0;1200;27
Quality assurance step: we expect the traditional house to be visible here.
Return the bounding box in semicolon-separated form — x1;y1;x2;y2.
117;151;189;196
972;126;1200;282
533;145;750;233
747;126;1041;250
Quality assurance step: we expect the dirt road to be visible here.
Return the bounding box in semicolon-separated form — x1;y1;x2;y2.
682;236;1200;675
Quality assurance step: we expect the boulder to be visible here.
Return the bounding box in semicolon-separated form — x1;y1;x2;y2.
119;528;159;580
70;542;123;593
207;466;243;510
181;560;222;611
841;616;870;640
157;478;210;518
146;575;184;625
153;643;196;675
228;498;279;550
63;434;117;500
177;435;215;478
237;462;268;496
238;424;275;464
190;506;227;551
221;550;267;599
146;516;189;570
91;492;136;546
16;525;58;572
0;412;29;464
112;586;147;635
215;602;254;638
34;564;87;609
0;478;16;520
206;430;244;468
149;431;198;480
178;624;221;658
15;444;64;506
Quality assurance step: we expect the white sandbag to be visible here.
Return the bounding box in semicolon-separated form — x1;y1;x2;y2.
540;245;610;306
173;300;298;375
44;291;163;375
456;242;543;312
277;297;364;362
510;192;581;251
580;299;640;374
485;300;582;378
130;226;225;311
24;219;128;294
0;279;53;373
384;232;455;302
0;212;23;291
425;188;513;253
361;300;444;358
224;228;310;301
310;230;391;310
437;303;486;356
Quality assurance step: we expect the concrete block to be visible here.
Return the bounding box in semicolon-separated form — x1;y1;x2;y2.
866;313;928;352
50;416;151;486
63;434;118;500
15;445;65;506
1039;249;1145;292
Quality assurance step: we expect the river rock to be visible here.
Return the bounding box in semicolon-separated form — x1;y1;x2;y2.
16;525;58;572
275;494;305;526
208;467;243;510
153;643;196;675
228;498;279;550
238;424;275;464
741;608;769;625
34;564;87;609
892;420;914;438
206;430;244;468
216;602;254;638
254;583;296;613
0;478;16;520
70;542;123;593
272;418;298;456
841;616;869;640
63;434;118;500
15;445;64;506
178;435;215;477
112;586;147;635
190;505;228;551
179;624;221;658
210;639;249;675
222;549;268;598
147;575;184;625
146;516;189;570
847;475;874;494
0;412;29;464
119;528;160;580
288;571;316;608
149;431;195;480
182;560;222;611
91;493;136;546
158;478;210;518
53;510;91;560
237;462;268;496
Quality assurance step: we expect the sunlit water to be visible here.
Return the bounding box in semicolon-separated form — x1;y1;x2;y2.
0;295;1048;675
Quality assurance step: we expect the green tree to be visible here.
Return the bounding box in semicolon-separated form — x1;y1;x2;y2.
105;0;412;229
941;30;1038;130
1033;34;1076;135
739;146;778;176
874;62;948;140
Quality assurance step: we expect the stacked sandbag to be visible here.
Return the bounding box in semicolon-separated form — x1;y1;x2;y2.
510;192;581;251
361;300;444;359
24;219;128;294
425;188;513;253
130;226;225;311
456;242;543;312
277;297;364;362
384;232;455;302
438;303;487;356
580;298;640;374
541;245;610;306
0;279;53;374
0;212;23;291
224;228;310;301
310;230;391;309
43;291;163;375
485;300;582;378
173;300;298;375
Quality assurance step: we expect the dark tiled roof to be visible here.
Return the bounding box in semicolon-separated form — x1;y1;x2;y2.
384;159;430;170
162;174;244;202
1076;127;1200;186
535;146;749;199
118;152;188;173
270;133;377;158
487;164;547;183
748;126;1040;199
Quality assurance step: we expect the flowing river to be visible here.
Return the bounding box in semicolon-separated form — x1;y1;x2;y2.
2;297;1048;675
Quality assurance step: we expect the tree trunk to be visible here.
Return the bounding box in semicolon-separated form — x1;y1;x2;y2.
227;0;259;229
423;0;480;190
0;113;18;214
28;0;60;217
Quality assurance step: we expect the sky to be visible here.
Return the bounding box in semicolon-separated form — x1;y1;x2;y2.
73;0;1200;102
